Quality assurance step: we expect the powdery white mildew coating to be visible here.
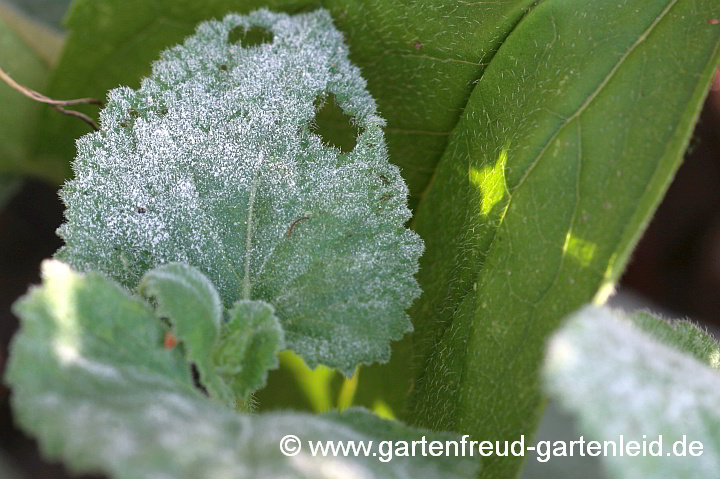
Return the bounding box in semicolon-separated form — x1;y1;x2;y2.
57;9;423;374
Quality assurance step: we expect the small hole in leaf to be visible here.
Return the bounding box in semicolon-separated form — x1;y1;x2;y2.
313;94;359;153
228;26;273;47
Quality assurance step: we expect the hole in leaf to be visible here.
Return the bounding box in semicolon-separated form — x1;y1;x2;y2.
313;94;359;153
228;26;273;47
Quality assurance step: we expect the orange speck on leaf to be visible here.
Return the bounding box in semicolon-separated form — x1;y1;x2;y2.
164;331;178;349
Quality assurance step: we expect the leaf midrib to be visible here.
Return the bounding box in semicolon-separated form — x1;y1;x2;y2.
243;172;259;300
510;0;679;193
474;0;680;313
457;0;688;430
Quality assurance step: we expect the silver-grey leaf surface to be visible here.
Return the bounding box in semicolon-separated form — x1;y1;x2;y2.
56;9;423;374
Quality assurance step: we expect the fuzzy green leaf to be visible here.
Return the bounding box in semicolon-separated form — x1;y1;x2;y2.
138;263;231;404
139;263;284;404
5;260;478;479
629;310;720;365
544;306;720;479
56;9;423;375
408;1;720;477
214;299;284;401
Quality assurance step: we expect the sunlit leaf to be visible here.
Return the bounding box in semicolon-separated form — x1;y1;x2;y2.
408;1;720;477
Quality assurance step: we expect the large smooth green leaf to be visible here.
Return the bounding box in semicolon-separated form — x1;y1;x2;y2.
0;3;64;181
35;0;537;197
408;0;720;477
544;306;720;479
5;260;479;479
56;9;422;375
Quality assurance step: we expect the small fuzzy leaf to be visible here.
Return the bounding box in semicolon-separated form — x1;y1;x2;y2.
138;263;231;404
544;306;720;479
213;299;284;400
5;260;477;479
56;9;422;375
629;310;720;366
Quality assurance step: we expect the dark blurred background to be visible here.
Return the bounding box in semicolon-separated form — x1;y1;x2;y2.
1;0;719;477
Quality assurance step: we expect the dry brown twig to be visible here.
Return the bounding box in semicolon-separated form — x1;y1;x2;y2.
0;65;103;130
